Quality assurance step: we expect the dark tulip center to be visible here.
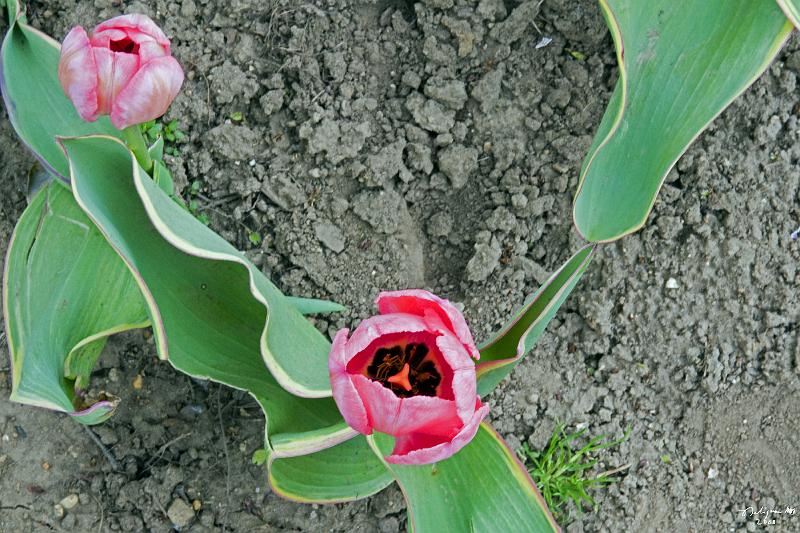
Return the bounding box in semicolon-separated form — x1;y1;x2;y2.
366;342;442;398
110;37;139;54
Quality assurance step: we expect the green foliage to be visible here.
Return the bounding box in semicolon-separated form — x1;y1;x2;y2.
187;180;209;225
372;423;559;532
252;449;269;466
0;2;120;180
477;245;594;395
777;0;800;27
139;118;185;156
519;424;630;524
573;0;792;242
230;111;244;123
3;182;148;424
248;230;262;246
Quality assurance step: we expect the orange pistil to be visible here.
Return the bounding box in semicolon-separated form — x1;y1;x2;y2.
387;363;412;391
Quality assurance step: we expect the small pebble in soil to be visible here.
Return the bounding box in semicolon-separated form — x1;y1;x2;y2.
167;498;195;529
665;278;679;289
60;494;79;510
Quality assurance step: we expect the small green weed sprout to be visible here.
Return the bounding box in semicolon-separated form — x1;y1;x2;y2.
139;118;185;155
187;180;209;225
519;423;630;524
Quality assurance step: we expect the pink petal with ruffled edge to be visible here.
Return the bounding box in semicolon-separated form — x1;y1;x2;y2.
137;41;169;63
93;14;171;50
329;329;371;435
58;26;99;122
386;400;489;465
435;332;477;423
376;290;479;359
110;55;184;129
93;48;139;116
343;313;430;366
351;375;462;436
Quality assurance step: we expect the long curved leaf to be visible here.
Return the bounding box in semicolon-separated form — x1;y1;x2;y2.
269;434;393;503
62;135;339;434
1;0;121;182
476;245;594;396
370;423;560;532
777;0;800;27
3;181;148;424
61;135;394;500
572;0;793;242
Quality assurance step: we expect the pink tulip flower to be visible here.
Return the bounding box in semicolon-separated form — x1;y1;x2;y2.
57;14;184;130
329;289;489;465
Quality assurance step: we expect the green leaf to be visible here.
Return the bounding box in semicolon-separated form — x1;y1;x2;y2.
60;135;355;437
148;137;165;162
62;134;393;499
1;3;121;181
476;245;594;396
287;296;347;315
152;160;175;197
248;230;262;246
572;0;793;242
63;135;335;398
3;181;149;424
370;423;559;532
269;434;393;503
777;0;800;27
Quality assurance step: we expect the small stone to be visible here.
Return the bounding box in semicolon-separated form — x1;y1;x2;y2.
41;461;50;471
427;212;453;238
438;145;479;189
471;67;504;112
261;175;306;210
489;1;540;45
54;504;65;518
707;467;718;479
314;221;346;253
60;494;79;510
132;374;143;389
423;77;468;110
351;190;404;234
401;71;422;90
167;498;195;529
259;90;284;115
477;0;507;20
466;238;502;282
192;499;202;511
665;278;679;290
406;93;455;134
406;143;433;175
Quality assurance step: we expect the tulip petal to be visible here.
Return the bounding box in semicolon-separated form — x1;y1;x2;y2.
351;375;462;437
344;313;430;366
329;329;371;435
93;49;139;117
110;55;184;129
436;333;477;423
93;14;171;50
386;400;489;465
137;41;169;63
58;26;99;122
377;290;479;359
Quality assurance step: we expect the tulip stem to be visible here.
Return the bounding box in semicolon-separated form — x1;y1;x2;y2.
122;125;153;173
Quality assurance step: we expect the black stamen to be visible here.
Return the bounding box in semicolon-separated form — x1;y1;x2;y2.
366;342;441;397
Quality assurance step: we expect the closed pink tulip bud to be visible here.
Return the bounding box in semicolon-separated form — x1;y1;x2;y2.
329;290;489;465
57;14;184;130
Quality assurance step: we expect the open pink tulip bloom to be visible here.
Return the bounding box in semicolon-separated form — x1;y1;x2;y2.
329;290;489;465
57;14;184;130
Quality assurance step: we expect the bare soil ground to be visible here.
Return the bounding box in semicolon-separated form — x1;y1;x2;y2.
1;0;799;531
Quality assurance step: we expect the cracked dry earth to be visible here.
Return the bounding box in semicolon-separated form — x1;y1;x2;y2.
1;0;799;532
